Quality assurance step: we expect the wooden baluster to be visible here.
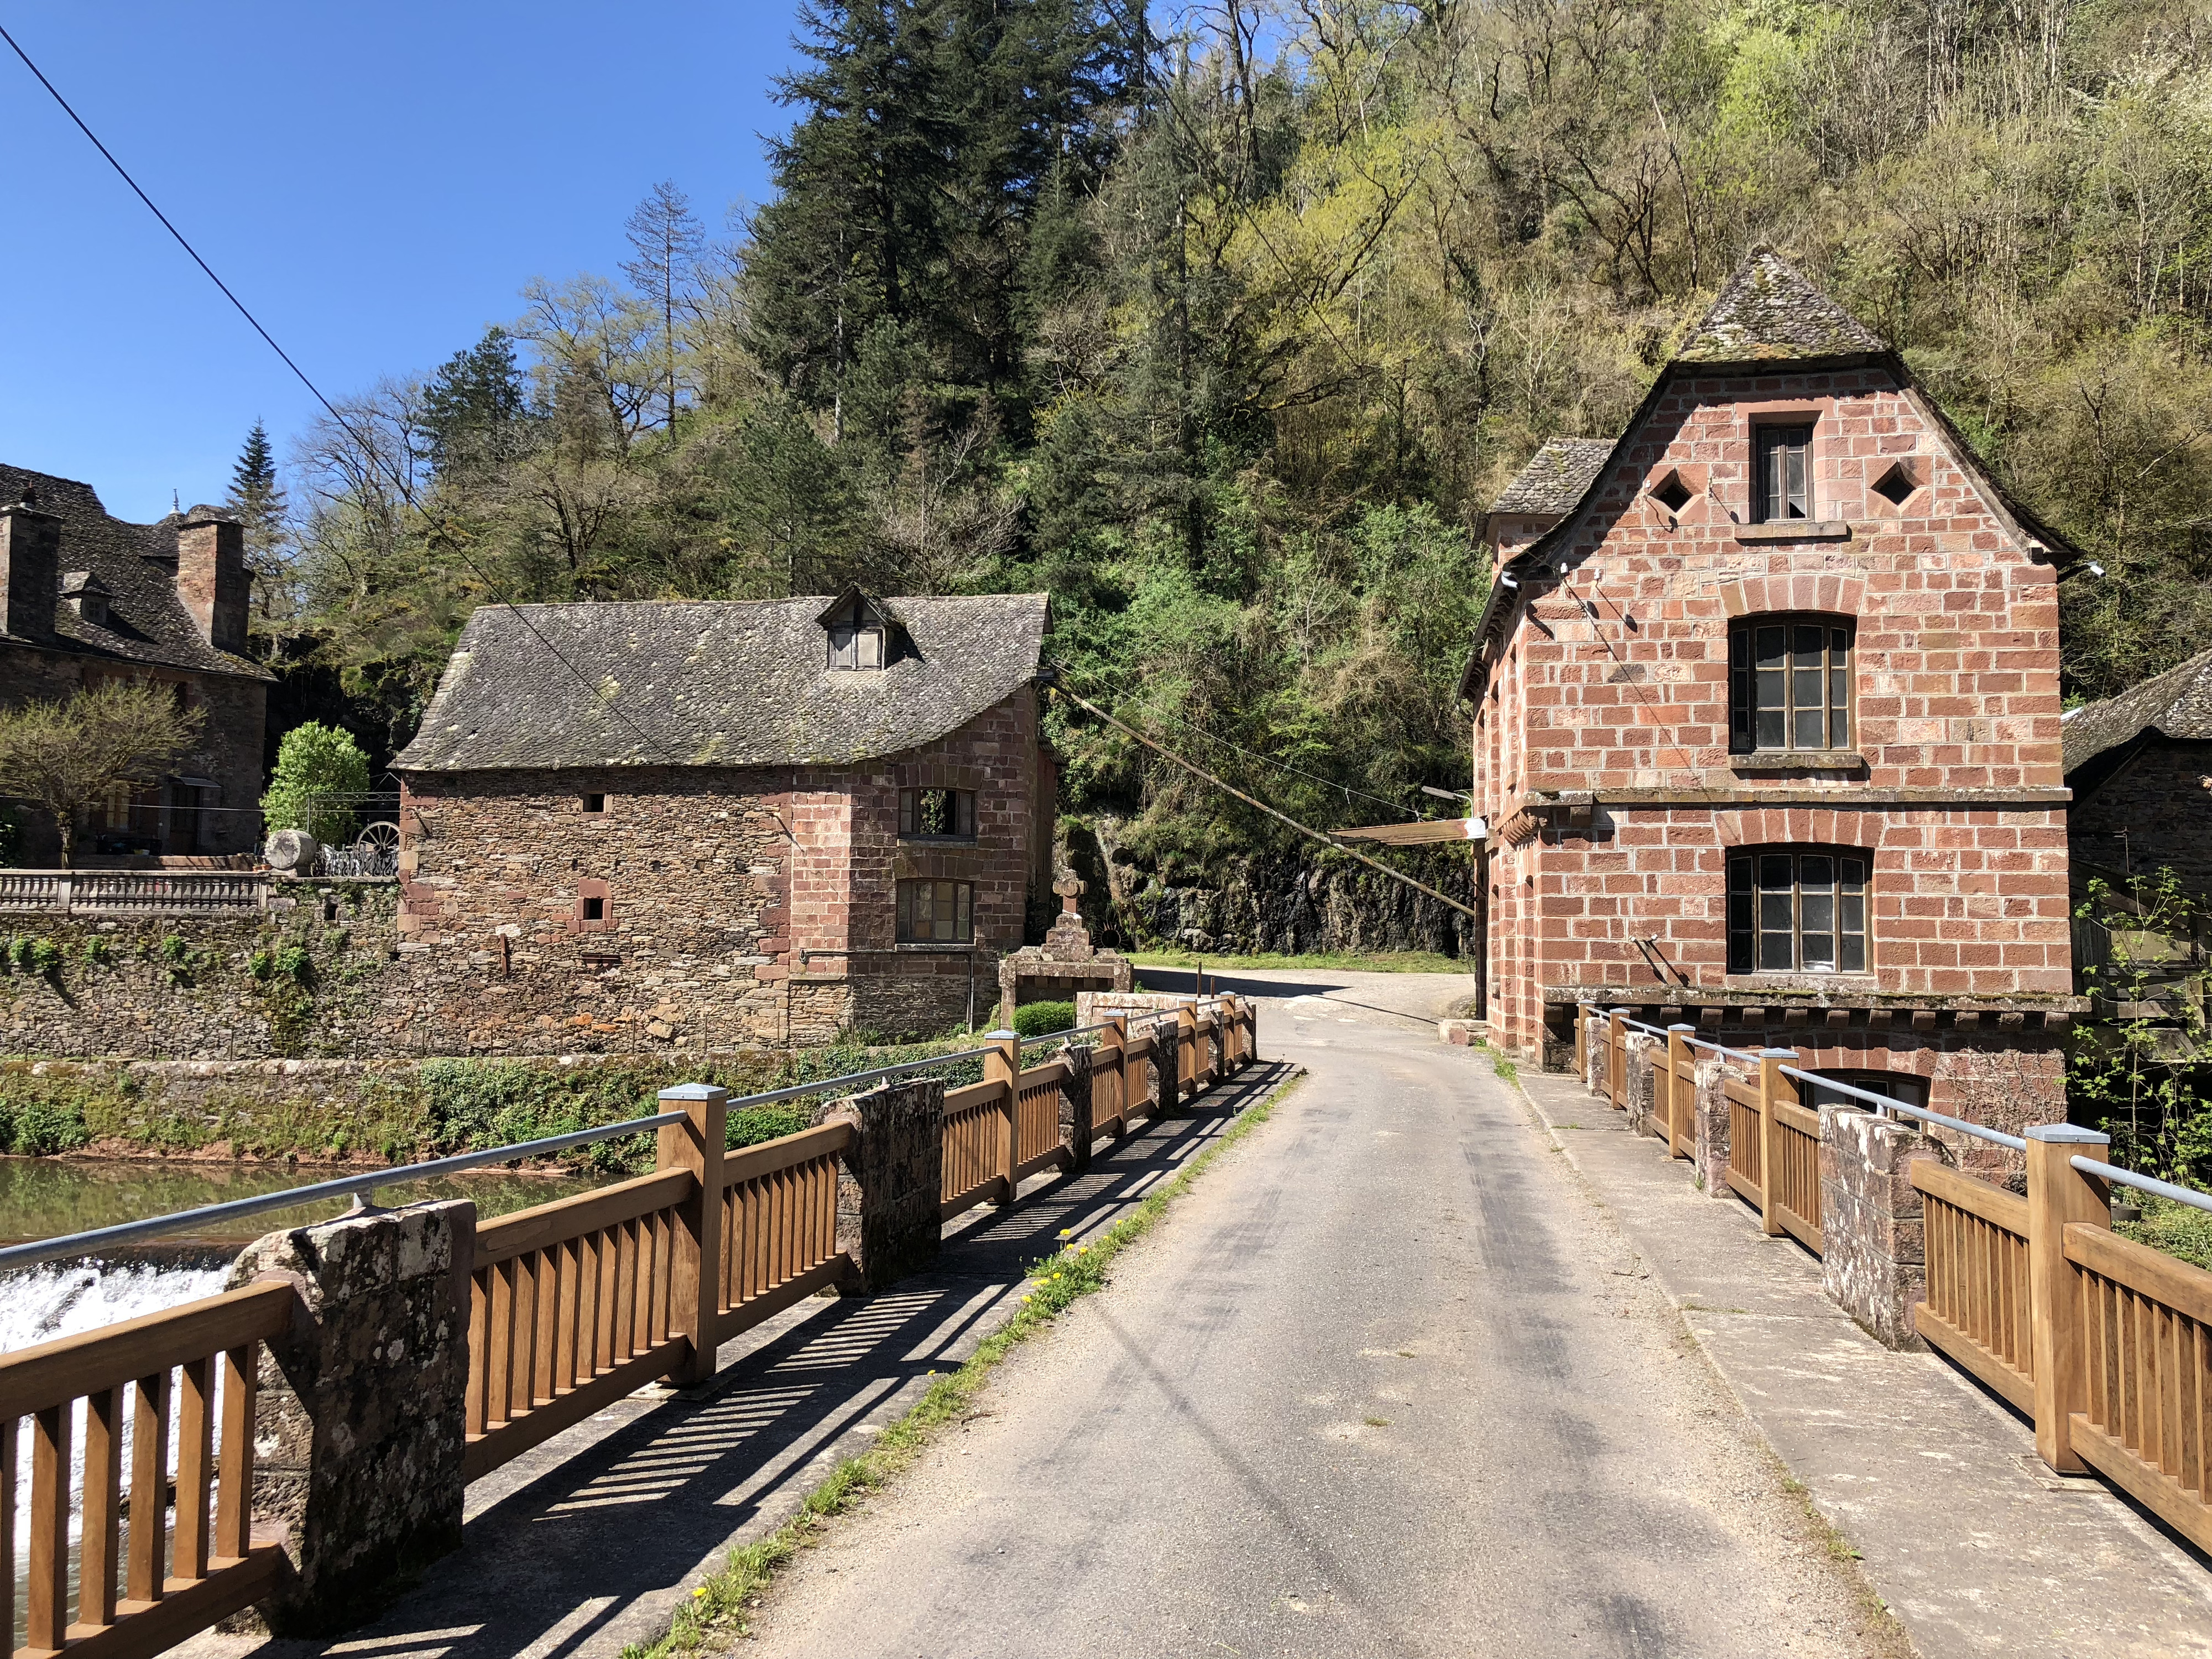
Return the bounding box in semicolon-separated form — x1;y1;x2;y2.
596;1227;620;1373
27;1402;70;1651
466;1274;490;1438
215;1347;256;1562
533;1250;559;1406
127;1371;170;1606
175;1356;214;1581
486;1262;514;1429
2;1412;17;1645
81;1385;122;1627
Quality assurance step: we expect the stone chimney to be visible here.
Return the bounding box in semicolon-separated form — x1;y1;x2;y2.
0;493;60;640
176;505;248;654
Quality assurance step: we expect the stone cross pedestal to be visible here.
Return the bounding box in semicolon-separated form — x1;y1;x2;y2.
998;870;1133;1026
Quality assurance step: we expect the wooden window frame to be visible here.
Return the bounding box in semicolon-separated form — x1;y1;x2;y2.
1729;615;1853;753
1726;846;1869;975
826;598;884;670
898;786;975;841
895;877;974;944
1754;423;1814;523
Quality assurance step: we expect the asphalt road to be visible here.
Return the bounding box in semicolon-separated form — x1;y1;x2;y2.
746;972;1899;1659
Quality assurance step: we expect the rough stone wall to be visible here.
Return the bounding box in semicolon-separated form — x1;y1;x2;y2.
394;692;1041;1053
1471;362;2070;1078
1098;847;1479;959
231;1200;470;1634
2071;738;2212;894
1055;1044;1093;1172
1692;1057;1731;1195
821;1077;943;1293
1623;1032;1658;1135
1819;1108;1942;1349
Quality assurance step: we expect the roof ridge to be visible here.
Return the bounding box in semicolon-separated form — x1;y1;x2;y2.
1677;247;1887;366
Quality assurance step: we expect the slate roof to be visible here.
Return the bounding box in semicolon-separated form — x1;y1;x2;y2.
0;465;269;680
1676;246;1888;364
394;593;1051;772
1490;439;1614;518
2063;647;2212;776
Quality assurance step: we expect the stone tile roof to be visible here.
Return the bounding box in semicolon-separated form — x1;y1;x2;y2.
0;465;269;680
1491;439;1614;517
2063;646;2212;775
394;593;1050;771
1676;247;1888;364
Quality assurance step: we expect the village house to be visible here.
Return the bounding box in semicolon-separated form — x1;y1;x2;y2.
1463;249;2081;1123
2062;646;2212;899
389;590;1053;1051
0;465;269;862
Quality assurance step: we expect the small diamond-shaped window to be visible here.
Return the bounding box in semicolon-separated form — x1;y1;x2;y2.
1651;470;1693;514
1871;461;1918;508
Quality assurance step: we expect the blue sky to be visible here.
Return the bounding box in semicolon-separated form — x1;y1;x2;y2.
1;2;805;522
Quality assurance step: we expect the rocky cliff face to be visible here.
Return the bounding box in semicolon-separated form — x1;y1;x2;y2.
1066;820;1478;958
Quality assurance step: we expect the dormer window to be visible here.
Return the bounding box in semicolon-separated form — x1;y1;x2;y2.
819;589;896;671
61;572;111;629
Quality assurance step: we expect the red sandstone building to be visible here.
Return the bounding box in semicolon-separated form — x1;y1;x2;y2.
390;591;1052;1051
1464;251;2080;1120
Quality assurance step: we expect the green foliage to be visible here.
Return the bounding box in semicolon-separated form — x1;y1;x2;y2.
27;940;60;978
81;937;108;968
247;950;274;982
0;1098;90;1156
2119;1194;2212;1274
261;722;372;847
275;946;314;986
158;935;187;964
1011;1000;1077;1037
2069;869;2212;1183
6;937;29;974
0;683;204;867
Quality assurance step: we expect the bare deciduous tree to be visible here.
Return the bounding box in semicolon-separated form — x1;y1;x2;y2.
0;683;205;867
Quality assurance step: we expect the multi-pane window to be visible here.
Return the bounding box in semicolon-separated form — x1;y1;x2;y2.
896;878;973;943
1730;619;1851;752
899;786;975;839
1755;425;1813;521
1727;848;1868;974
1804;1072;1928;1113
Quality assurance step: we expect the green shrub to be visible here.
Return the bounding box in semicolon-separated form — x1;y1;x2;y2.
82;937;109;967
261;722;371;846
1012;1000;1077;1038
248;950;274;982
275;946;314;985
7;937;29;973
159;935;187;964
2119;1194;2212;1274
28;940;59;977
0;1098;90;1155
729;1103;816;1147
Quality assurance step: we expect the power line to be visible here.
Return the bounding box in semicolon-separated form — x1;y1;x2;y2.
1051;680;1480;921
1049;656;1421;820
0;22;686;765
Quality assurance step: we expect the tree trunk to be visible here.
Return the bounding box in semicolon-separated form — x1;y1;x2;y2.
54;810;73;869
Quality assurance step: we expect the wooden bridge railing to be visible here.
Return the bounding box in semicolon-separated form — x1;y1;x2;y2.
0;1280;294;1659
1573;1000;2212;1553
0;995;1267;1658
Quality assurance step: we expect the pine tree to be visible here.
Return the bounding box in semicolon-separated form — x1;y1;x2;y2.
422;327;531;477
225;420;291;627
621;182;707;432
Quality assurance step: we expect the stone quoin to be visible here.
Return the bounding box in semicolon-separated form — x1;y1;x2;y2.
1464;249;2082;1123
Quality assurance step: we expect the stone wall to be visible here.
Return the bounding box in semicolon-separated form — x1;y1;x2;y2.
1819;1107;1940;1349
820;1077;944;1293
394;692;1043;1052
2070;737;2212;897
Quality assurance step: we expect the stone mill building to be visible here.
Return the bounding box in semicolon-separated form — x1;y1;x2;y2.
390;590;1053;1050
1463;249;2081;1123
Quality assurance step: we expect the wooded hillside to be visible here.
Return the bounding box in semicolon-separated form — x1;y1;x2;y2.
266;0;2212;883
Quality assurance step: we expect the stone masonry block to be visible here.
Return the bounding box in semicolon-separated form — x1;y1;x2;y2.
821;1076;944;1293
1819;1104;1946;1349
1056;1043;1093;1173
229;1199;472;1635
1693;1057;1732;1198
1623;1032;1658;1135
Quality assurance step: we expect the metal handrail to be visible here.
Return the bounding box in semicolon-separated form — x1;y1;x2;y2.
1776;1063;2028;1151
1584;1001;1761;1065
2072;1156;2212;1217
0;1042;1002;1274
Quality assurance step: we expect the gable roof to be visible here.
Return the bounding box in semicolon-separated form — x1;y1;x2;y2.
2063;646;2212;778
1455;247;2084;701
1490;439;1614;518
0;465;270;680
393;593;1050;772
1676;247;1887;364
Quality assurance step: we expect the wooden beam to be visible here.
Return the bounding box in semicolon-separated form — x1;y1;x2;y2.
1334;818;1486;846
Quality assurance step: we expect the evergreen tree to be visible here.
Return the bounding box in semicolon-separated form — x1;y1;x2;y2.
225;420;291;627
621;181;708;432
422;327;531;478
